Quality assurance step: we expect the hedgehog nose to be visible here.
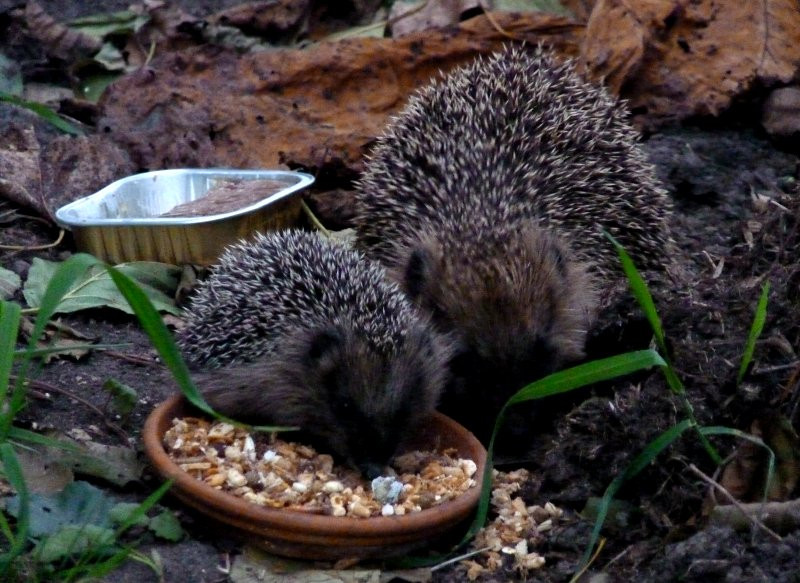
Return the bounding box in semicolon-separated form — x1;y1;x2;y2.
359;462;384;480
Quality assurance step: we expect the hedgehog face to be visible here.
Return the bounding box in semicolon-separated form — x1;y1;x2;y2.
396;226;597;399
191;321;449;478
296;323;449;478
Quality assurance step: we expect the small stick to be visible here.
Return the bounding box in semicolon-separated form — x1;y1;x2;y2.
688;463;781;542
0;228;65;251
105;350;161;368
430;546;493;571
11;375;130;443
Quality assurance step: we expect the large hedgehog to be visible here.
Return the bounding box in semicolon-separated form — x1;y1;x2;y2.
178;230;452;477
354;46;672;428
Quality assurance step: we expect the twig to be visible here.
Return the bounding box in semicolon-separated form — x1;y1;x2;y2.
477;0;522;41
301;200;331;238
105;350;161;368
569;537;606;583
430;546;492;571
688;463;781;542
11;375;129;443
388;0;429;27
751;361;800;375
0;228;65;251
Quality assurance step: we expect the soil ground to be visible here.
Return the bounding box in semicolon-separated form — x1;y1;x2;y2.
3;3;800;582
3;121;799;583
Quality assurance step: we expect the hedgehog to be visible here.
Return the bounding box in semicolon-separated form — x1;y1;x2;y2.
353;46;673;433
177;229;452;477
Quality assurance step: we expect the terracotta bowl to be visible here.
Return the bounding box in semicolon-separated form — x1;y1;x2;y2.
142;394;488;560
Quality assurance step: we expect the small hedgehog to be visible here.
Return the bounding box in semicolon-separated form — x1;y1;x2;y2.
354;46;672;429
178;230;452;477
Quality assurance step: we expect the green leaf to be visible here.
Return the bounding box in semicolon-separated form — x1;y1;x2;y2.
0;301;21;422
604;231;720;464
69;10;150;39
114;480;173;536
0;444;30;570
13;342;128;360
5;481;116;538
0;91;83;135
63;545;131;579
63;441;144;487
148;510;183;542
494;0;572;16
507;349;666;405
108;503;149;529
34;524;115;564
7;427;81;451
79;71;121;102
737;281;770;386
103;378;138;417
23;258;181;316
0;267;21;300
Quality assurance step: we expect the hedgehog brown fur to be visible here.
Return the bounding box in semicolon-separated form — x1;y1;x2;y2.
178;230;452;476
354;46;673;430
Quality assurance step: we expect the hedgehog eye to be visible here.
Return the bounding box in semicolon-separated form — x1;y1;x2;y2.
449;348;480;379
330;395;356;420
403;247;430;301
306;327;343;363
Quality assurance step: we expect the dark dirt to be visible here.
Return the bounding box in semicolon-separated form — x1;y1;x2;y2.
3;3;800;583
3;123;799;583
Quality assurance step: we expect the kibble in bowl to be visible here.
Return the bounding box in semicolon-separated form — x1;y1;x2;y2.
143;395;487;560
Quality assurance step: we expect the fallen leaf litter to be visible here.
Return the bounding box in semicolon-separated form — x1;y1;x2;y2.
163;417;478;518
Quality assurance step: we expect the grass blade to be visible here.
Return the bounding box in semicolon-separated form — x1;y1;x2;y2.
0;301;22;423
736;281;770;386
604;232;667;354
700;426;775;504
8;427;82;451
604;231;719;462
105;264;294;431
0;91;84;135
0;444;31;572
395;350;667;569
578;419;694;570
114;480;173;536
3;254;99;438
473;350;666;550
68;480;174;580
507;349;666;405
104;265;216;417
13;343;130;359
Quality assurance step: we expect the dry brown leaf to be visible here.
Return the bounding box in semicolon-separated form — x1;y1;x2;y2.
97;12;582;175
561;0;595;22
581;0;800;129
718;414;800;504
16;1;101;61
389;0;479;37
0;121;135;220
0;124;46;217
19;317;99;363
40;135;136;217
210;0;311;40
